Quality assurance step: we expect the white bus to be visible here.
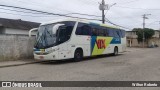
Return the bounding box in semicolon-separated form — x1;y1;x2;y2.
29;18;126;61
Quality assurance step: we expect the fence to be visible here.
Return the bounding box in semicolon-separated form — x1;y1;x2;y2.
0;34;35;61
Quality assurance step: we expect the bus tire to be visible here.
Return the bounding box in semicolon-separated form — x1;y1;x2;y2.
74;49;83;62
113;47;118;56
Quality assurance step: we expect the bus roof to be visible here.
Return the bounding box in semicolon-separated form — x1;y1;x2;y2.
40;18;120;30
40;18;79;25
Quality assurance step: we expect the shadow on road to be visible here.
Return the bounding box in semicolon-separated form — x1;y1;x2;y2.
39;54;124;65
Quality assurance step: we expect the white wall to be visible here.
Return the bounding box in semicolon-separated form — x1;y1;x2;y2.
5;28;37;35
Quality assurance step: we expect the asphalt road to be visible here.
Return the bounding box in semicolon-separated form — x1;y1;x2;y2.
0;48;160;90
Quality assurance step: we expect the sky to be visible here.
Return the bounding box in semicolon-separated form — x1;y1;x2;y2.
0;0;160;30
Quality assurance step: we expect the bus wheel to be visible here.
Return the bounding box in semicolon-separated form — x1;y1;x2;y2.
113;47;118;56
74;49;83;62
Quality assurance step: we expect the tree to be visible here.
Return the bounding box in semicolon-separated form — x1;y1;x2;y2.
132;28;155;44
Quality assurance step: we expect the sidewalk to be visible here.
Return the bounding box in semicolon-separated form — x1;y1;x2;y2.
0;59;42;68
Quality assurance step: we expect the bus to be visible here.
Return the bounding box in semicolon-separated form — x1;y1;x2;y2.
29;18;126;61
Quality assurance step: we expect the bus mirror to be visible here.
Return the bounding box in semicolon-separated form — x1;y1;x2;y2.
52;24;65;34
29;28;38;37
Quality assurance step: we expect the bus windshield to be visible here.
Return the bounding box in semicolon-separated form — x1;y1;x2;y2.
34;21;75;49
34;24;57;49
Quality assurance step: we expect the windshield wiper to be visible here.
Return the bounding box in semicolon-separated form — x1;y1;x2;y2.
47;30;52;37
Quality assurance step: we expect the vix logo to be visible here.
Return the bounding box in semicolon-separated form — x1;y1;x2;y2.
96;39;106;49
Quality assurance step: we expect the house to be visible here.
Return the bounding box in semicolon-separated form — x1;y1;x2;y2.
126;30;160;47
126;31;138;47
148;30;160;47
0;18;40;35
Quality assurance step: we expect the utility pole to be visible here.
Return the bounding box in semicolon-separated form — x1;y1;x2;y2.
99;1;116;24
142;14;151;48
102;0;105;24
142;14;146;48
159;21;160;39
159;21;160;30
99;0;107;24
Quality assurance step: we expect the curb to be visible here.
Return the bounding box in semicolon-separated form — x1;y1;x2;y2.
0;61;43;68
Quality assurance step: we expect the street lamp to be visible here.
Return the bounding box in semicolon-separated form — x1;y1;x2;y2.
104;3;116;16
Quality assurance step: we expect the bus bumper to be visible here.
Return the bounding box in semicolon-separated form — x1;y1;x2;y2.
34;52;59;61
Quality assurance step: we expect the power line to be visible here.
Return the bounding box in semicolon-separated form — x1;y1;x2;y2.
0;4;69;16
0;7;48;15
0;4;101;21
14;0;70;13
0;5;102;18
0;11;54;17
0;4;131;30
13;0;102;19
0;7;102;17
0;7;102;18
14;0;100;16
105;18;131;30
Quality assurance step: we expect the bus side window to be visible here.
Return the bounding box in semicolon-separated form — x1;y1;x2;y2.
113;29;120;38
97;26;106;36
104;29;109;36
76;23;91;36
115;30;121;38
108;28;114;37
121;30;126;38
117;30;122;38
92;28;98;36
58;21;75;43
66;26;73;39
99;29;105;36
81;25;92;35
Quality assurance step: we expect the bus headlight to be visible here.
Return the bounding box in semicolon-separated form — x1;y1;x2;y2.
46;48;59;53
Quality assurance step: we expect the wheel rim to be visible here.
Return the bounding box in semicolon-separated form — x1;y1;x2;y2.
76;52;81;60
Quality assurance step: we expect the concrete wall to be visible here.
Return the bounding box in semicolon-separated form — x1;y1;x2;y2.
5;28;37;35
0;34;36;61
